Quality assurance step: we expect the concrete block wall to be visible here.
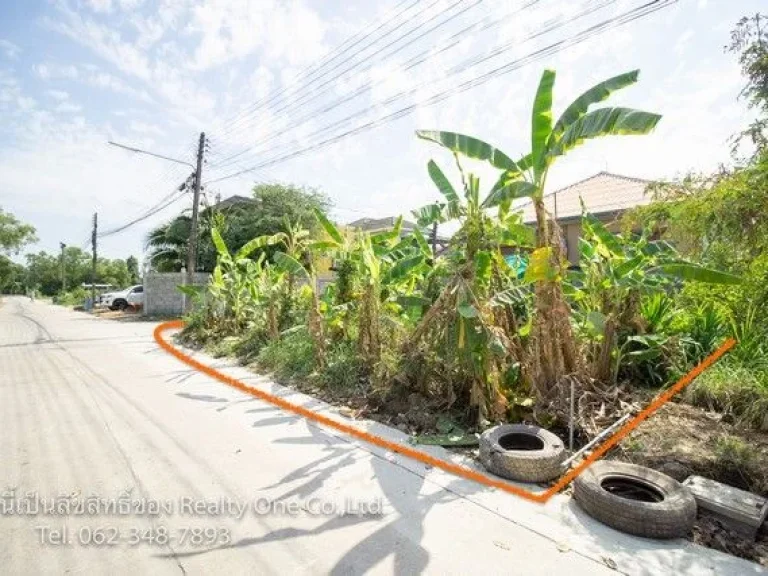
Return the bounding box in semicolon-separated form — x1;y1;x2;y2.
144;272;210;316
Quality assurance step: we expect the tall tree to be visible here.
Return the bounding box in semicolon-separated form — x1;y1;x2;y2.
728;12;768;154
145;183;331;272
0;208;37;254
126;256;140;284
0;255;26;294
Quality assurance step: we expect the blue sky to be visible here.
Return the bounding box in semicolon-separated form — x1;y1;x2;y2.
0;0;761;263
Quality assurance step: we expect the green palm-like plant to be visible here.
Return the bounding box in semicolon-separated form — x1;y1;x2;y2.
145;216;191;272
207;226;286;330
417;69;662;401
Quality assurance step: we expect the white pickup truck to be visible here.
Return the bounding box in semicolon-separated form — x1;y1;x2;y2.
101;285;144;311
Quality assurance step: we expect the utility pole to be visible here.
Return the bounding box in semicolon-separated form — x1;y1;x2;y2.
186;132;206;290
59;242;67;292
91;213;98;309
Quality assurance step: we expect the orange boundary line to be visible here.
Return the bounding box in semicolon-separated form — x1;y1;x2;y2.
154;320;734;505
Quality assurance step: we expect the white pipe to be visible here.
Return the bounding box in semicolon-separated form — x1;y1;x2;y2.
562;413;632;469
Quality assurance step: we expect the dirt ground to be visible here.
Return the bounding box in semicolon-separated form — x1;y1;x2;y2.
617;401;768;496
88;307;177;322
613;401;768;566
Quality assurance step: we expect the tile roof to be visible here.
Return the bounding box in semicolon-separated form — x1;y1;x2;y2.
515;172;651;224
210;195;257;210
348;216;417;231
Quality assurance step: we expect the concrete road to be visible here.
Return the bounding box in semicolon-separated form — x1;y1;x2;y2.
0;297;762;575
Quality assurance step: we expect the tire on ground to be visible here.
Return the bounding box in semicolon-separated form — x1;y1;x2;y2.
573;460;696;539
479;424;565;483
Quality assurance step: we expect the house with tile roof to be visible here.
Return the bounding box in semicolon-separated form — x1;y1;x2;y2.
347;216;418;236
514;172;652;265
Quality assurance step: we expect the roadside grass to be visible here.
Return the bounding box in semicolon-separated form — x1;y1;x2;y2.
257;329;315;381
711;435;767;497
619;402;768;496
685;361;768;430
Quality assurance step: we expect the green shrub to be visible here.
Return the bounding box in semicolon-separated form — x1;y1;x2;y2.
233;328;268;363
713;435;755;468
320;341;363;391
53;287;89;306
257;329;315;381
686;361;768;429
206;336;240;358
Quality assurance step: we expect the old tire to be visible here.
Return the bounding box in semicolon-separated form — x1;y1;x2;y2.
573;461;696;539
479;424;565;482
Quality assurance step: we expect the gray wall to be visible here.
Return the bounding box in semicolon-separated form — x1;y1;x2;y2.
144;272;209;316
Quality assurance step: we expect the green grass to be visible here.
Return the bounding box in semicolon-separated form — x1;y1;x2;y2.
319;341;363;391
232;328;268;363
686;361;768;429
257;329;316;381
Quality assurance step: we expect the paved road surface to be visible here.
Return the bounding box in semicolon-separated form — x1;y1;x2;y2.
0;297;761;575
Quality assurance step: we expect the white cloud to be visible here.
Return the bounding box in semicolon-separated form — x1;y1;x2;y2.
44;5;152;80
129;120;164;136
0;39;21;60
55;101;83;114
675;29;695;56
118;0;146;9
35;62;153;103
17;96;36;111
47;89;70;101
188;0;327;70
87;0;113;14
34;63;79;80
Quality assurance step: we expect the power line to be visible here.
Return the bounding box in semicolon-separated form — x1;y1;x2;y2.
97;138;198;238
99;190;189;238
205;0;675;186
205;0;618;179
213;0;428;141
214;0;477;150
209;0;570;174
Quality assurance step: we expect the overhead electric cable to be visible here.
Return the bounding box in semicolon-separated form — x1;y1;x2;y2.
205;0;676;186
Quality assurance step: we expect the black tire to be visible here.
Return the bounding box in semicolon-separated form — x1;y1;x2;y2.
479;424;565;483
573;461;696;539
113;299;128;311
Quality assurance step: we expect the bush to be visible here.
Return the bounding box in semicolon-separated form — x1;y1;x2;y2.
53;287;89;307
319;341;364;391
686;361;768;429
233;327;268;363
257;329;316;381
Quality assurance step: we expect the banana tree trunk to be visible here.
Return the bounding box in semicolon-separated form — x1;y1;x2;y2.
309;287;326;369
357;282;381;370
528;197;580;402
593;315;616;383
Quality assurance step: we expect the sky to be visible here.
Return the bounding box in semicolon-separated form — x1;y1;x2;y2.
0;0;761;264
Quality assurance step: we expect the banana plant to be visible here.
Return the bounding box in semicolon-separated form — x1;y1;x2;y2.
273;246;327;369
571;214;740;382
407;157;535;423
208;226;286;329
417;68;662;401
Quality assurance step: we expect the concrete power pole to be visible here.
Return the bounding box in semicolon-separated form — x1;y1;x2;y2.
186;132;205;290
91;213;98;309
59;242;67;292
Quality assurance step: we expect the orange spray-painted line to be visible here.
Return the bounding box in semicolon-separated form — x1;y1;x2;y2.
154;320;734;504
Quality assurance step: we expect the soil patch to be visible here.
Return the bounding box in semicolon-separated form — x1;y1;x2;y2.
612;401;768;567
